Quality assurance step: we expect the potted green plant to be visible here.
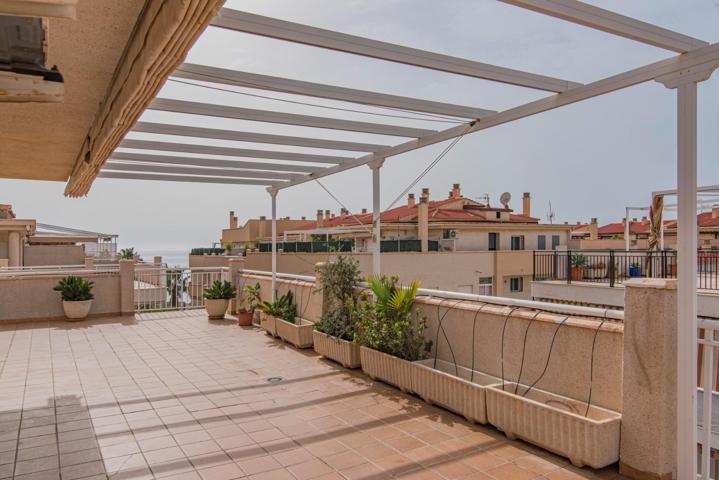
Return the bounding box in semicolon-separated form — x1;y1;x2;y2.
224;242;233;255
570;254;587;280
238;282;260;326
203;280;236;320
256;291;296;338
313;257;362;368
353;275;431;392
54;276;94;321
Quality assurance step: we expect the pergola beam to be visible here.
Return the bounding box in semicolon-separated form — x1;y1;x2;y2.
211;8;580;93
110;152;325;174
174;63;496;119
102;162;302;181
119;139;353;164
149;98;436;138
274;42;719;191
500;0;708;53
132;122;390;152
98;171;283;186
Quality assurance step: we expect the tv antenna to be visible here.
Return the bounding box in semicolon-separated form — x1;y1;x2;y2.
546;201;556;224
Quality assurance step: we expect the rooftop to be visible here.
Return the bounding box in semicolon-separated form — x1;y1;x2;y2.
0;311;620;480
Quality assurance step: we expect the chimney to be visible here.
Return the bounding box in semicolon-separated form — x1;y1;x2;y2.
418;196;429;253
407;193;416;208
451;183;461;199
522;192;531;217
301;216;306;220
361;208;367;214
421;188;430;201
229;211;238;229
713;206;719;219
622;217;627;225
316;209;324;228
259;215;266;220
340;207;348;216
324;210;330;221
589;218;598;240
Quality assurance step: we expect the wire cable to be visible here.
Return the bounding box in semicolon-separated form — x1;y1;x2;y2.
584;316;608;417
432;298;463;377
168;76;466;124
313;178;373;235
470;303;489;383
513;310;543;394
520;316;570;398
500;306;521;391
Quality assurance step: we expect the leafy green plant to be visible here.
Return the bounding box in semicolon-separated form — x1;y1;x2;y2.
224;242;233;254
120;247;137;260
257;291;297;323
570;254;587;267
190;248;224;256
353;275;431;361
54;276;94;301
203;280;237;300
314;257;361;340
240;283;261;313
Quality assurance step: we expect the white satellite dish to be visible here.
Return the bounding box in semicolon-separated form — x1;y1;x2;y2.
499;192;511;208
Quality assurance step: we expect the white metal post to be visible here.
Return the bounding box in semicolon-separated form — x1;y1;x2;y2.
625;207;630;251
370;160;383;276
676;81;698;480
270;189;278;301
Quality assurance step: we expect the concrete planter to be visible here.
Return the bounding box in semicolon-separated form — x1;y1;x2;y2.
276;318;314;348
260;313;278;337
205;299;229;320
360;347;413;392
313;331;361;368
486;383;621;468
62;300;92;321
412;359;500;424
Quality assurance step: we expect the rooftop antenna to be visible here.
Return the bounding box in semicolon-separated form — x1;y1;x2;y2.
474;194;490;206
546;201;556;224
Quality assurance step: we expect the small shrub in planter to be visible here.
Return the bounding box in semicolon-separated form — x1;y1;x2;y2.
570;254;587;281
313;257;362;367
203;280;236;320
353;275;431;391
259;291;313;347
238;282;260;326
54;276;94;321
256;291;297;337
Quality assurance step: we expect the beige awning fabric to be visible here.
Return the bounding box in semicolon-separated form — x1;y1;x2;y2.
648;194;664;250
0;0;78;19
64;0;224;197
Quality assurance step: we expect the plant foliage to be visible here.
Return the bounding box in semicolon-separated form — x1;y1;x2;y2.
240;283;261;313
54;276;94;301
119;247;137;260
314;257;361;340
570;254;587;267
353;275;431;361
257;291;297;323
203;280;237;300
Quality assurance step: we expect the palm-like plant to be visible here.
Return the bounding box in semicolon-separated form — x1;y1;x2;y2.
203;280;237;300
54;276;94;301
256;291;297;323
120;247;136;260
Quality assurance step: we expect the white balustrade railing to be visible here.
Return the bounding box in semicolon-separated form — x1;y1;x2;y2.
134;266;228;312
698;318;719;479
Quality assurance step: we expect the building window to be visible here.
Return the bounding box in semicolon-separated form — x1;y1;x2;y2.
478;276;493;296
537;235;546;250
551;235;561;250
495;211;501;219
488;232;498;251
511;235;525;250
510;277;523;292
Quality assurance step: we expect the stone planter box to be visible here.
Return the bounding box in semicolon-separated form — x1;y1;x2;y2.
276;318;314;348
260;313;278;337
360;347;413;392
313;331;361;368
62;300;92;321
412;358;500;424
486;383;621;468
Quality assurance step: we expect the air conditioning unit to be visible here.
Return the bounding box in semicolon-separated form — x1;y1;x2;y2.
449;230;458;238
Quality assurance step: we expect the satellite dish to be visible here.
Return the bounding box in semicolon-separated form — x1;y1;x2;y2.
500;192;511;208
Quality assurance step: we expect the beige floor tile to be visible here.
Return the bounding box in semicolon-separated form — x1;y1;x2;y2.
197;462;244;480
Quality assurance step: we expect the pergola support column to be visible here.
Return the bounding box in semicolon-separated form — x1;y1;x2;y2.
369;159;384;276
269;189;278;301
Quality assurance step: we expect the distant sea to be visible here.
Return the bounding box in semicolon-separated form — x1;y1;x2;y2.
138;249;189;268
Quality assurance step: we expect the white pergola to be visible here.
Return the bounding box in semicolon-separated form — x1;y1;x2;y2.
94;3;718;476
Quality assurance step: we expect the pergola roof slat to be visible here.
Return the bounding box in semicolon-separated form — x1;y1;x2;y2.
110;152;326;174
500;0;708;53
149;98;436;137
119;139;354;164
211;8;581;93
174;63;496;119
98;171;282;186
132;122;390;152
103;162;302;181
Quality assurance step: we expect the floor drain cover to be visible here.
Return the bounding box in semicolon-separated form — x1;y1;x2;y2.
266;377;283;383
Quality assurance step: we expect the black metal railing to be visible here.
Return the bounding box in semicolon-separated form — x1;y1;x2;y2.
533;249;679;288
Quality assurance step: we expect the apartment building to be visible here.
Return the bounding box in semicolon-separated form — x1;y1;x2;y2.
221;212;311;250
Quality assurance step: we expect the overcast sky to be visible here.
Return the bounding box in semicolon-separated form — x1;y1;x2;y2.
1;0;718;252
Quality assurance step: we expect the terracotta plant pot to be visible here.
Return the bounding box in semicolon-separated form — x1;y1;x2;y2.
486;382;621;468
313;331;361;368
237;311;254;326
570;266;584;281
205;299;229;320
62;300;92;321
260;313;278;337
276;318;314;348
360;347;413;393
412;358;500;424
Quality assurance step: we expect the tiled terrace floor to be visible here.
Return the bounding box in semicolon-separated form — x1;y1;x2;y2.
0;311;625;480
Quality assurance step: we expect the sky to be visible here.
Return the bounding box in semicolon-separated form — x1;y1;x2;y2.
1;0;718;253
